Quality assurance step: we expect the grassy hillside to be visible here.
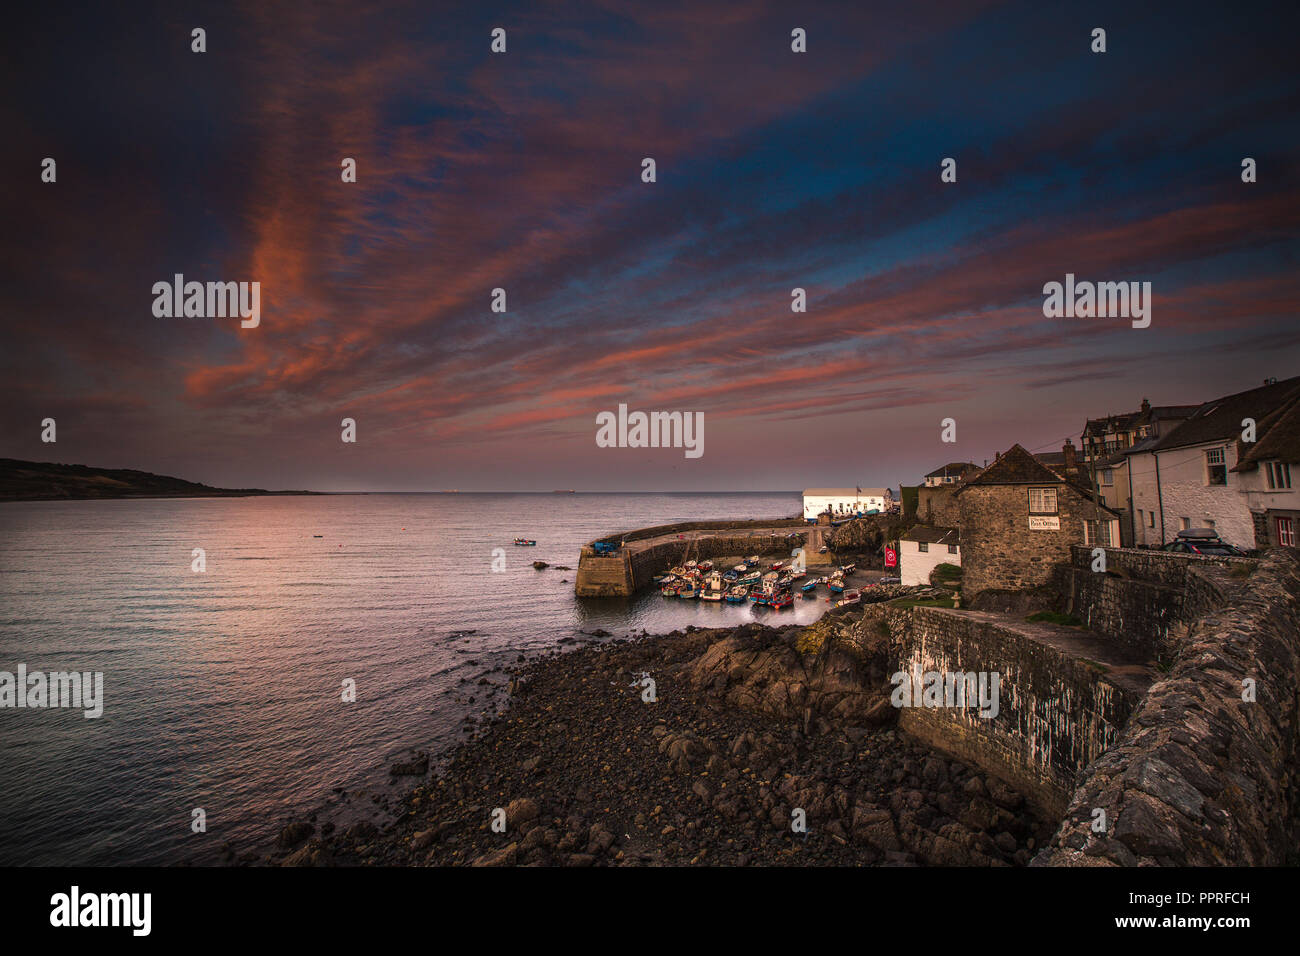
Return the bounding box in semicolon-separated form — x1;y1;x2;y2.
0;458;313;501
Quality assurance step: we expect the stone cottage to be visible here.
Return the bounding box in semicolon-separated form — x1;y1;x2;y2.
956;443;1120;604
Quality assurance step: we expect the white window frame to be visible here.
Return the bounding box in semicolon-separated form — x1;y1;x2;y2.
1278;517;1296;547
1028;487;1058;514
1205;446;1227;486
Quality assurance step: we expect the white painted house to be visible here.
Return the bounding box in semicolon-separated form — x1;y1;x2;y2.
1126;377;1300;549
802;488;889;521
899;526;960;586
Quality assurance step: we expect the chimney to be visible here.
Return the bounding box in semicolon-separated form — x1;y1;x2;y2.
1063;439;1077;470
1140;397;1150;414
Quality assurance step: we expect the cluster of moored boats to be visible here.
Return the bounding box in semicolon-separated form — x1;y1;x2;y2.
653;557;862;609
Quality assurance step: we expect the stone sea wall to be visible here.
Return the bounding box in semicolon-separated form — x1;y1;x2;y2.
575;527;807;597
884;606;1145;819
627;533;806;590
1036;548;1300;866
1065;546;1254;659
598;518;804;546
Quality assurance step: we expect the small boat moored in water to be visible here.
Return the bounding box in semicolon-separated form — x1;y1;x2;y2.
725;585;750;603
836;588;862;607
769;590;794;609
701;571;726;601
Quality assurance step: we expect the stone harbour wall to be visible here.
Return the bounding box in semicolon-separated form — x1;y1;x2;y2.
1035;548;1300;866
884;606;1145;820
1065;546;1254;660
627;533;805;590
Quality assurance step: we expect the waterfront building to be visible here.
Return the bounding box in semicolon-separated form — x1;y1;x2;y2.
956;444;1119;603
802;487;889;521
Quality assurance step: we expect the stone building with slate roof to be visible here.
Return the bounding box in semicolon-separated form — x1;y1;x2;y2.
955;443;1119;603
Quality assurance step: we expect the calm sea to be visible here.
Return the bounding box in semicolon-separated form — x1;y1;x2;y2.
0;492;827;865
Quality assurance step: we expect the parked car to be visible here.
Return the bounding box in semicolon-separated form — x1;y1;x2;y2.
1161;529;1245;556
877;575;901;585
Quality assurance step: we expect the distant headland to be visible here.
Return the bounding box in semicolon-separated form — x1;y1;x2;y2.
0;458;316;502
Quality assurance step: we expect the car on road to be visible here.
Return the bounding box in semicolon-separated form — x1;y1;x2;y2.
1161;528;1246;556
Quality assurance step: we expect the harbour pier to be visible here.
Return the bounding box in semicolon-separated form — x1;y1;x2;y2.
574;518;831;597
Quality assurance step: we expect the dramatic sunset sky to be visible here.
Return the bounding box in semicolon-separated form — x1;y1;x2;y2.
3;0;1298;491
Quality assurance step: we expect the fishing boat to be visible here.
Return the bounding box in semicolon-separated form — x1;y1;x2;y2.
749;582;771;605
836;589;862;607
769;590;794;610
770;560;785;571
723;569;740;583
800;580;818;594
684;560;698;570
513;538;537;546
827;575;846;594
732;563;748;574
677;581;701;599
745;555;760;565
701;572;726;601
738;571;761;586
660;580;680;597
697;561;713;572
839;563;856;574
725;585;750;604
788;569;806;581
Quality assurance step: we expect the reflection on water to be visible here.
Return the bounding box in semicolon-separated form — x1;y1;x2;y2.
0;492;825;865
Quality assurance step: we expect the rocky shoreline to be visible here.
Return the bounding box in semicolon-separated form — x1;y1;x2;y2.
259;594;1054;867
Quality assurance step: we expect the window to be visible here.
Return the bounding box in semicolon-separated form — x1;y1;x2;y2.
947;544;958;554
918;542;929;553
1180;517;1190;531
1028;487;1058;514
1265;461;1293;490
1083;520;1116;546
1278;517;1296;547
1206;447;1227;485
1100;468;1114;486
1148;512;1155;528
